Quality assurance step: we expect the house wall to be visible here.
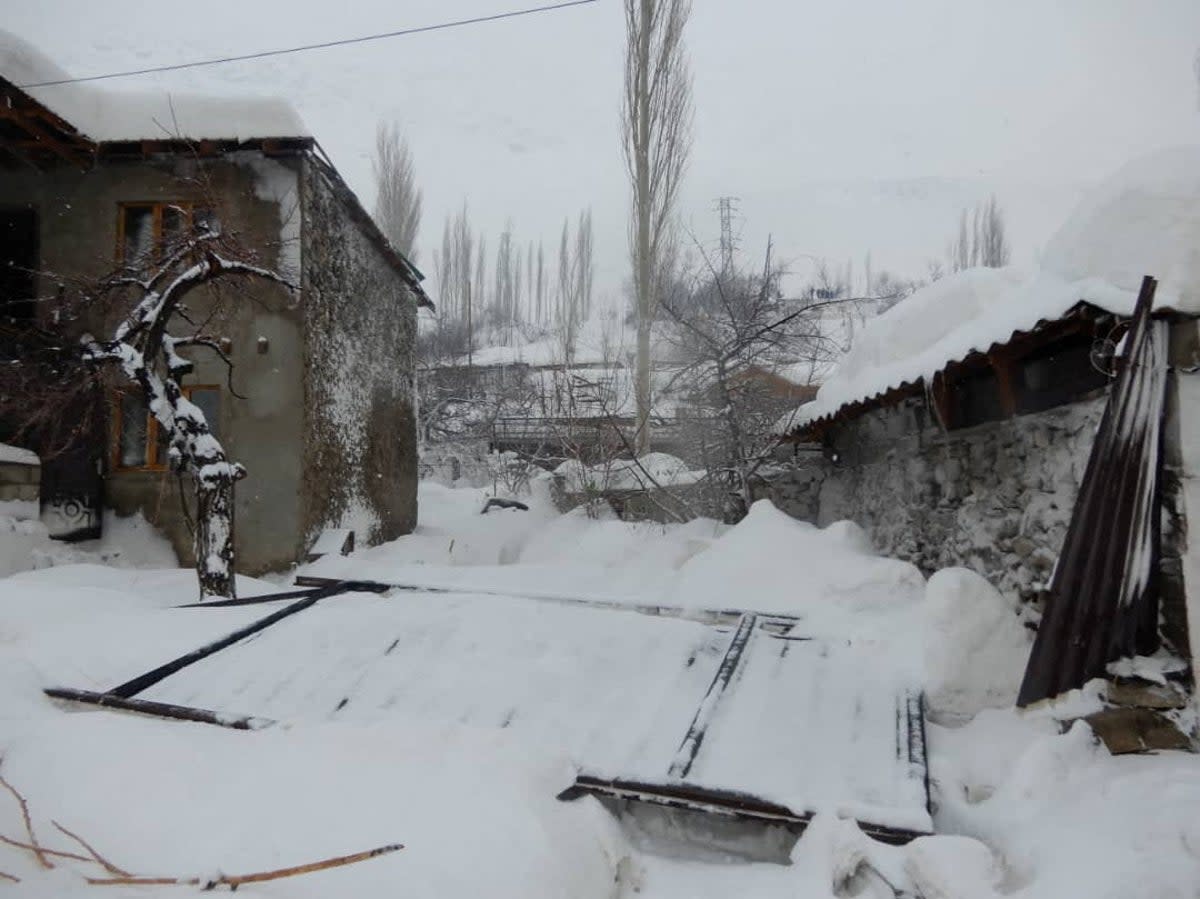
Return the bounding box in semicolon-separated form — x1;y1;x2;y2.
0;153;307;574
765;392;1108;602
768;321;1198;659
299;160;418;547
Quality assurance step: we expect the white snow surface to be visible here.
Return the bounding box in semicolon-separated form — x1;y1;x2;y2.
2;482;1199;896
0;29;306;141
795;145;1200;427
555;452;706;494
0;442;38;466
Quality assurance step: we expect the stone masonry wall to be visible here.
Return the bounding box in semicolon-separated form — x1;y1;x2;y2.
300;160;419;549
765;394;1107;601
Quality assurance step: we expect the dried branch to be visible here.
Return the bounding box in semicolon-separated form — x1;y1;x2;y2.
0;832;90;864
0;774;52;870
0;870;18;883
85;842;404;889
51;821;132;878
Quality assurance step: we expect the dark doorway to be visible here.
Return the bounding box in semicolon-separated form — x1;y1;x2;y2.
0;208;38;325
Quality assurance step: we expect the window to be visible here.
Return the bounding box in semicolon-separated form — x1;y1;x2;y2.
117;203;217;264
114;386;221;470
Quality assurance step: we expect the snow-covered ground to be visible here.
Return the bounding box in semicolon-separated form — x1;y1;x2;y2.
1;482;1198;896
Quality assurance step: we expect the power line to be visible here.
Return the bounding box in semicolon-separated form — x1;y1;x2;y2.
18;0;600;89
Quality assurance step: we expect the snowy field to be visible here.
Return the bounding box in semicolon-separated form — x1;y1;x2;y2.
1;481;1198;897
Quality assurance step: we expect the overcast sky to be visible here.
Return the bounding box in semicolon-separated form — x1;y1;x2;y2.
8;0;1200;302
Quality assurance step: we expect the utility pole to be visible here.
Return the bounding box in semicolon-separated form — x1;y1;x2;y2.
717;196;739;279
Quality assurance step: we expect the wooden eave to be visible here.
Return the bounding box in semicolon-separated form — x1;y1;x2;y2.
783;301;1136;444
0;77;95;170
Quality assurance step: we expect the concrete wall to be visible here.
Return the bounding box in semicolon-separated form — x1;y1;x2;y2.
299;161;418;548
0;460;39;503
1;153;307;573
765;393;1107;602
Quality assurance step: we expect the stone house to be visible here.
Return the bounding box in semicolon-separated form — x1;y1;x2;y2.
766;146;1200;705
0;34;431;573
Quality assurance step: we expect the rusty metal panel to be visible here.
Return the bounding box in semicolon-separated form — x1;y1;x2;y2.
1018;276;1169;707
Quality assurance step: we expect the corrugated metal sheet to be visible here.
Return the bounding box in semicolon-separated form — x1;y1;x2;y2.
1017;276;1168;706
788;301;1114;437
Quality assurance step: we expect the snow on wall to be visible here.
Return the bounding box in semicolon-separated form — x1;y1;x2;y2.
238;153;303;281
795;145;1200;428
300;161;419;547
0;29;306;141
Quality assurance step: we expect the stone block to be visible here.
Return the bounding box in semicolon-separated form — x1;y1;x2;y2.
1082;707;1193;754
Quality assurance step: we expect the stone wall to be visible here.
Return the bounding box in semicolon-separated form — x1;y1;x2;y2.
300;160;419;548
765;393;1107;601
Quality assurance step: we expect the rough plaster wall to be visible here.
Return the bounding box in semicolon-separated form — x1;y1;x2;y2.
767;396;1107;601
300;162;418;548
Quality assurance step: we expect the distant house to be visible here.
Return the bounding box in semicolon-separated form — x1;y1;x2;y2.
0;33;432;573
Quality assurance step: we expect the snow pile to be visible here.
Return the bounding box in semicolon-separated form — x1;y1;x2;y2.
3;481;1200;896
0;442;38;466
921;568;1032;719
667;500;925;616
931;713;1200;899
304;480;559;569
1043;145;1200;311
794;145;1200;427
0;508;177;579
556;452;706;494
0;29;306;141
0;714;630;898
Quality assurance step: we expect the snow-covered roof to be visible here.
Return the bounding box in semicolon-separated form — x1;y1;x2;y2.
0;30;307;142
0;442;39;466
793;146;1200;429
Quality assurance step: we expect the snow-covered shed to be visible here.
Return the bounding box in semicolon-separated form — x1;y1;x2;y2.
0;31;431;574
767;148;1200;692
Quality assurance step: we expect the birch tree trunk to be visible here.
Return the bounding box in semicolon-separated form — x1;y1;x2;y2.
195;475;238;599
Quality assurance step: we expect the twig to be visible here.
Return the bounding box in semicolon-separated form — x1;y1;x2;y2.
86;842;404;888
0;775;53;869
0;871;19;883
52;821;133;877
0;832;90;864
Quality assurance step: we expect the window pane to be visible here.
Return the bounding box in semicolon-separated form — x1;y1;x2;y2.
121;206;155;263
119;393;148;467
162;205;187;246
189;388;221;443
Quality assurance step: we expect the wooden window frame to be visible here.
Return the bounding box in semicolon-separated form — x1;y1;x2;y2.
116;201;195;264
112;385;220;472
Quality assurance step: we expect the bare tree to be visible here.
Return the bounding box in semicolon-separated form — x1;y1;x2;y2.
623;0;693;454
372;121;422;261
661;238;860;519
575;208;595;322
948;194;1010;271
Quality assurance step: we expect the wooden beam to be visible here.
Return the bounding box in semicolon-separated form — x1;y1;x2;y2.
558;775;929;846
668;613;758;779
107;591;335;698
44;688;273;731
175;581;387;608
988;349;1020;418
